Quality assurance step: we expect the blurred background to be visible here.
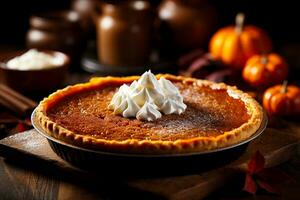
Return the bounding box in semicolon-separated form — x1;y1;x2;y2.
1;0;299;47
1;0;300;76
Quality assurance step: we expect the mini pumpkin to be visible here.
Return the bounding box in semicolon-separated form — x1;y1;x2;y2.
263;81;300;116
209;13;272;69
242;53;288;88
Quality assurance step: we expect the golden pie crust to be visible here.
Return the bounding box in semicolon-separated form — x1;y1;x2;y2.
35;74;263;154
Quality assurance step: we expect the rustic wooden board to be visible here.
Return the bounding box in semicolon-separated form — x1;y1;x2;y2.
0;128;299;200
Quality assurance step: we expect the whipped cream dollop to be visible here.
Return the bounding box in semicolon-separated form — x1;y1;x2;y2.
108;71;187;121
6;49;64;70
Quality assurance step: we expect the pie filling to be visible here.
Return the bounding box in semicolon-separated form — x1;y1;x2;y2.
46;81;250;141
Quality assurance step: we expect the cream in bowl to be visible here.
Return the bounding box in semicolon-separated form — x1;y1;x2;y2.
0;49;69;93
6;49;65;71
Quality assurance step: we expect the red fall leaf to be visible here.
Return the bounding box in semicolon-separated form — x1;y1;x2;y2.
243;151;291;195
243;173;257;194
248;151;265;174
16;123;26;132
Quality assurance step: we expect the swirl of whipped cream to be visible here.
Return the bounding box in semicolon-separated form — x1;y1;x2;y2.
108;70;187;121
159;77;186;114
136;102;162;121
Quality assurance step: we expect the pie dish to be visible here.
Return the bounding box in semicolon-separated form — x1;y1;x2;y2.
35;74;263;154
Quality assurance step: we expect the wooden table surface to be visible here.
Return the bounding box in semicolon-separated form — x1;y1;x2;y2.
0;156;164;200
1;152;300;200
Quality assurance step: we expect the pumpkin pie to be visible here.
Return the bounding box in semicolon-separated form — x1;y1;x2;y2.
35;74;263;154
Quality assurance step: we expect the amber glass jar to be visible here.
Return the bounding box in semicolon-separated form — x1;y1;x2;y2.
158;0;216;50
26;10;84;65
96;1;154;67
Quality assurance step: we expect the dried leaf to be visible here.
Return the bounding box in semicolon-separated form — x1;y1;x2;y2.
248;151;265;174
243;173;257;194
16;123;26;132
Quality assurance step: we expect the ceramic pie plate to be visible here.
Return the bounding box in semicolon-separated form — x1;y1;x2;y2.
31;108;267;175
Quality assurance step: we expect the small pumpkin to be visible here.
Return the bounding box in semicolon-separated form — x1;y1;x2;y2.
263;81;300;116
242;53;288;88
209;13;272;69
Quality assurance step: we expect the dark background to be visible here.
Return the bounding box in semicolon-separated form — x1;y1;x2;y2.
0;0;299;48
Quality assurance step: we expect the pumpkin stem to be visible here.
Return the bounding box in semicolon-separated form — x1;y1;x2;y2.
260;55;268;65
281;80;288;93
235;13;245;33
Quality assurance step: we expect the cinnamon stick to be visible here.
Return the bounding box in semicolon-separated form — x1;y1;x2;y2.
0;84;37;116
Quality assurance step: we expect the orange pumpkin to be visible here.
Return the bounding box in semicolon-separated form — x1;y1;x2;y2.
209;13;272;69
242;53;288;88
263;81;300;116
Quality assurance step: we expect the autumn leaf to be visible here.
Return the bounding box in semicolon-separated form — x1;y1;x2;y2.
248;151;265;174
16;122;26;132
16;118;33;133
243;173;257;194
243;151;291;195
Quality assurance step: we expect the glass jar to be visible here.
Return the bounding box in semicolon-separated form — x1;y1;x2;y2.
158;0;216;51
96;1;154;67
26;10;84;65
